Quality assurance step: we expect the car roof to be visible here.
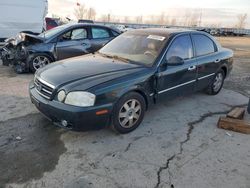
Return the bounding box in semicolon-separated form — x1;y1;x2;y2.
65;23;121;33
127;28;205;37
65;23;112;28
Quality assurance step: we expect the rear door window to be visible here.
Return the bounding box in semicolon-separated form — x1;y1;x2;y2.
60;28;87;41
71;28;87;40
192;34;216;56
92;27;110;39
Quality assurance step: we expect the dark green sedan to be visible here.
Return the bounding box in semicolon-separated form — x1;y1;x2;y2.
29;28;233;134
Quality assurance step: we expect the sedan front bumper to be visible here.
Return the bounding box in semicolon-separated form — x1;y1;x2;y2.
29;83;113;131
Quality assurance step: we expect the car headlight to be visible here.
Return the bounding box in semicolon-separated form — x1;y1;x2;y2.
57;90;66;102
64;91;96;107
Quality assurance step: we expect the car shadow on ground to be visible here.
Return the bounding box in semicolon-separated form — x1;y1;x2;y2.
0;114;66;186
0;94;188;186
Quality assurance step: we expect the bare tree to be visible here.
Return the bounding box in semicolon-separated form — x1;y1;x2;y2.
74;4;87;20
189;12;199;26
153;12;169;25
170;18;177;26
236;13;247;29
99;14;107;22
183;10;191;26
87;7;96;20
98;14;111;22
135;15;143;24
158;12;165;24
147;15;155;24
183;10;198;26
123;16;130;23
206;23;221;28
107;14;111;22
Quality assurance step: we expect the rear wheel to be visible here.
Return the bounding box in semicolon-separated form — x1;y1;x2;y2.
206;70;225;95
29;54;52;73
111;92;146;134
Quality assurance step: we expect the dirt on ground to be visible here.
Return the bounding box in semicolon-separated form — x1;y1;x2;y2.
217;37;250;97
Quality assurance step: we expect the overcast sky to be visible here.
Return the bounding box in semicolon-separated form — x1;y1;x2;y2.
48;0;250;28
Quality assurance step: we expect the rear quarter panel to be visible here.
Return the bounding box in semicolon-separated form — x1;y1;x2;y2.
217;48;233;77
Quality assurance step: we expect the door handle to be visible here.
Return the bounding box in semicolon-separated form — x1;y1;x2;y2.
188;65;196;71
214;59;220;63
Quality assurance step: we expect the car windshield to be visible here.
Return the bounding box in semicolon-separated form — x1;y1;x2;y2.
39;24;69;39
99;32;168;66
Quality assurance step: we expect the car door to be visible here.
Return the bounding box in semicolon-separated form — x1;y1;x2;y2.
191;34;220;91
156;34;197;100
89;27;114;53
55;27;91;60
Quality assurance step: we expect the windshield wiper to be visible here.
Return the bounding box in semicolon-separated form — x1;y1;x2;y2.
98;52;146;66
97;52;130;63
97;52;113;59
111;55;130;63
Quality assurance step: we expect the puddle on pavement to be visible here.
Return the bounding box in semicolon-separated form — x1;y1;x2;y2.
0;113;66;186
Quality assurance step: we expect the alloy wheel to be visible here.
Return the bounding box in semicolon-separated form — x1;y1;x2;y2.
32;56;50;70
118;99;141;128
213;72;223;92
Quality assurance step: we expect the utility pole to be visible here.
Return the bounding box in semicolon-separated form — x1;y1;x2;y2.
199;9;202;27
108;13;110;22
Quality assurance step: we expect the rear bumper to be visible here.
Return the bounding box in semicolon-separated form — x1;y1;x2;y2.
29;82;113;131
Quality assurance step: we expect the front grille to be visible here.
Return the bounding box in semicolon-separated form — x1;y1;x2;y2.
34;77;55;99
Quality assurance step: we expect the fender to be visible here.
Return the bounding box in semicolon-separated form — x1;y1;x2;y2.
116;86;151;110
218;63;228;77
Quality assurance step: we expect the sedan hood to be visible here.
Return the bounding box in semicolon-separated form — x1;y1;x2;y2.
37;54;144;88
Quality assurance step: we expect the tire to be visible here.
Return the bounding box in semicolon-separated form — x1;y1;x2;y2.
29;53;52;73
111;92;146;134
206;70;225;95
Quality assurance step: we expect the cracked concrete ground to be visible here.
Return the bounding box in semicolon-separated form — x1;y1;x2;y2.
0;37;250;188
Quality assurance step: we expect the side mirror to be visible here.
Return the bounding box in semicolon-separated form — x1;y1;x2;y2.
166;56;184;66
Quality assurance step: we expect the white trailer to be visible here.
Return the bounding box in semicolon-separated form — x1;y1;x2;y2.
0;0;48;43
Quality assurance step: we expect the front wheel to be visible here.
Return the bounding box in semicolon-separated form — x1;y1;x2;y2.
29;54;52;73
206;70;225;95
111;92;146;134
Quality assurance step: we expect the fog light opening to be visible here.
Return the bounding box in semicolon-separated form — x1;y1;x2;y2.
61;120;68;127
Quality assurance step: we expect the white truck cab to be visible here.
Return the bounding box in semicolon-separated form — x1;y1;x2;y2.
0;0;48;44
